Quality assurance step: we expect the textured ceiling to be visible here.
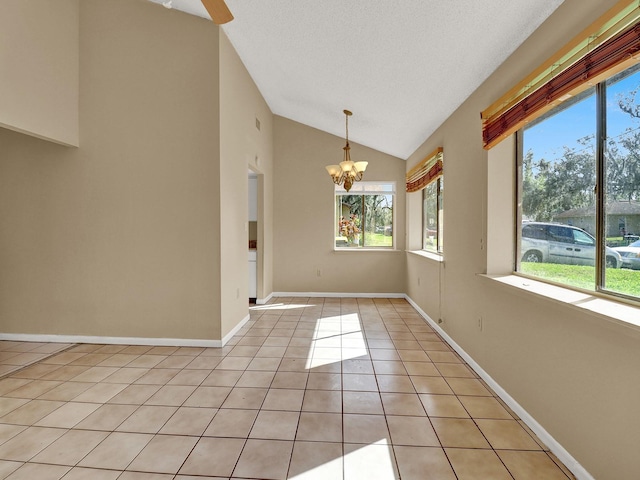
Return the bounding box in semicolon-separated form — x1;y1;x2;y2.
149;0;564;159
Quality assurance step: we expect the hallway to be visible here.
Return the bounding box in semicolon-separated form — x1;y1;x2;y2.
0;297;573;479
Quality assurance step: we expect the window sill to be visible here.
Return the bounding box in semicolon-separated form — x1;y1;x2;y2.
479;273;640;333
407;250;444;262
333;248;399;253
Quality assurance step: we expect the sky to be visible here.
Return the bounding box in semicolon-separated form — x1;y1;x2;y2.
524;66;640;160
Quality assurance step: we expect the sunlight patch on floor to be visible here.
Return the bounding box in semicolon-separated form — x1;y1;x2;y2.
288;438;396;479
343;439;398;479
305;313;368;370
250;303;317;311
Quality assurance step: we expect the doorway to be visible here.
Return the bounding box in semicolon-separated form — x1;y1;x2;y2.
248;170;258;303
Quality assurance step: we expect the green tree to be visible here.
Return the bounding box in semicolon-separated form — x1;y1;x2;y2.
522;150;548;221
609;88;640;202
523;72;640;223
544;136;596;211
522;136;595;221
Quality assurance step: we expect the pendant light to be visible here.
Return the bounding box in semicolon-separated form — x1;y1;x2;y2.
325;110;368;192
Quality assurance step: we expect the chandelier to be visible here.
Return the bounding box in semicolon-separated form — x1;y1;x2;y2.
325;110;368;192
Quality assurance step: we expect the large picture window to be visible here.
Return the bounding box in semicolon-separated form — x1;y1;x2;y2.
334;182;394;249
518;63;640;301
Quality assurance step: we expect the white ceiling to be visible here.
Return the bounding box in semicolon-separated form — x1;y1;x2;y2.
149;0;564;159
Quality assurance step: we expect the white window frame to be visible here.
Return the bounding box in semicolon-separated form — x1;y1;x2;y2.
516;64;640;303
334;182;396;251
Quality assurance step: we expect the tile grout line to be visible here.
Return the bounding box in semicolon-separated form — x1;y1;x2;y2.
0;343;79;381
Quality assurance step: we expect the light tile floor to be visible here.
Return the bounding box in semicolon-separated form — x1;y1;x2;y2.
0;342;73;378
0;297;575;479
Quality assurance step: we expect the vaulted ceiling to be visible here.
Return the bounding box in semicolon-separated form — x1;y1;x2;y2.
149;0;564;159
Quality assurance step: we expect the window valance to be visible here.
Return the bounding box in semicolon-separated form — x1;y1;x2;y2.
482;0;640;149
406;147;443;193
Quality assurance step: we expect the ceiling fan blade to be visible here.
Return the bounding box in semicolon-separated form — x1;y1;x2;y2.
201;0;234;24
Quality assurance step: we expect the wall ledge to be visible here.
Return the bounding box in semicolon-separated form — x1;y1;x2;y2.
479;273;640;334
0;122;79;148
407;249;443;262
332;248;401;253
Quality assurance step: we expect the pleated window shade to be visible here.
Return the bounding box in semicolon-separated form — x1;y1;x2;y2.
406;147;443;193
482;0;640;150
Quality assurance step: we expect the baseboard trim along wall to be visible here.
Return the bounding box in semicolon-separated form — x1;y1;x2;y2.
0;333;224;348
404;295;594;480
0;313;253;349
256;292;273;305
271;292;406;299
221;314;251;345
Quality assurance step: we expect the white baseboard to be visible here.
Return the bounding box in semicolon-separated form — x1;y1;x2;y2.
256;292;273;305
221;314;251;346
404;295;594;480
271;292;405;299
0;333;223;348
0;312;257;349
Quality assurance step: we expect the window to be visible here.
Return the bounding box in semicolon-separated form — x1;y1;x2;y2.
334;182;394;249
518;62;640;301
406;147;444;254
423;177;443;253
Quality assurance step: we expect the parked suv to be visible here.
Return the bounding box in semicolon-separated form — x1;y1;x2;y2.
521;222;622;268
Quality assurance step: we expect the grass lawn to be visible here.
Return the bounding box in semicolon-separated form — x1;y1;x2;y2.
521;263;640;297
335;233;392;247
364;232;392;247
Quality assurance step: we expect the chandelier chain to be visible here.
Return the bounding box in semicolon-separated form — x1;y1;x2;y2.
345;112;349;145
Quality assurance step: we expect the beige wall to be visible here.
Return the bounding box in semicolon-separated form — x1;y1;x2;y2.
273;116;406;294
3;0;638;475
0;0;222;340
219;31;274;336
0;0;79;146
405;0;640;478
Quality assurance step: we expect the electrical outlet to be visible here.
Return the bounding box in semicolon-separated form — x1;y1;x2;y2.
478;317;483;331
